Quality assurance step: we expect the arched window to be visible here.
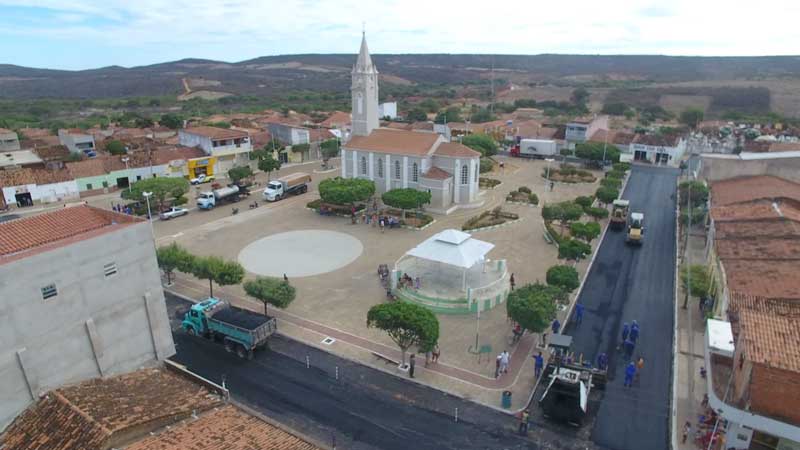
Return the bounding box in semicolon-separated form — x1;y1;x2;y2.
395;160;401;179
461;165;469;185
377;158;384;178
360;156;367;175
474;161;478;183
412;163;418;182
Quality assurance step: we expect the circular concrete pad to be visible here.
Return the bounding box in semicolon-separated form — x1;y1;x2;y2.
238;230;363;277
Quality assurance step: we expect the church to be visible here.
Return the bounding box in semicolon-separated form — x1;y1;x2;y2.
341;34;482;214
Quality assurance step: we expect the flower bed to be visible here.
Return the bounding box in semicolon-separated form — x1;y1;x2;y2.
506;186;539;205
479;177;502;189
543;164;597;183
462;207;520;231
307;200;366;216
381;208;434;228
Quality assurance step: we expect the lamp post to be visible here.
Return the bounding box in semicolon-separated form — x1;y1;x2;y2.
142;191;156;244
544;158;554;192
121;157;131;194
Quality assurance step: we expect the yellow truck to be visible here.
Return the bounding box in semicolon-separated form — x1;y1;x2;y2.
610;199;629;230
626;212;644;245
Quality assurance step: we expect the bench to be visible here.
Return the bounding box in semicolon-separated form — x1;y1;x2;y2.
372;352;399;366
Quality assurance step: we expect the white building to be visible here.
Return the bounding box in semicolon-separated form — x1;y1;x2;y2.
178;126;251;174
629;133;687;165
0;205;176;429
378;101;398;119
565;115;609;147
266;122;311;145
0;128;20;151
57;128;96;156
341;34;481;214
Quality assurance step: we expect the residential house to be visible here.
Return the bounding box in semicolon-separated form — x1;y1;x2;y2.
0;150;44;170
379;101;398;119
178;126;251;174
565;115;609;147
629;133;687;165
0;167;79;207
58;129;96;157
0;206;175;428
31;145;70;170
267;122;311;146
0;128;20;151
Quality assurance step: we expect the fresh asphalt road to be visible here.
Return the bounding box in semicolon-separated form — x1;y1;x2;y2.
166;293;605;450
563;165;679;450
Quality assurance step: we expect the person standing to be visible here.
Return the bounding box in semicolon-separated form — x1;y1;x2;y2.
500;350;510;374
621;322;630;346
682;421;692;444
623;338;635;358
432;344;440;363
495;354;502;378
636;356;645;382
630;320;640;343
283;273;289;283
510;273;516;291
624;361;636;387
409;354;416;378
597;352;608;371
518;409;530;435
551;319;561;334
534;352;544;378
575;302;584;325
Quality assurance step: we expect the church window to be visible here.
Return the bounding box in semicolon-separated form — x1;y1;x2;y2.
357;93;363;115
377;159;384;178
461;165;469;185
360;156;367;175
475;161;478;182
412;163;418;182
394;160;401;179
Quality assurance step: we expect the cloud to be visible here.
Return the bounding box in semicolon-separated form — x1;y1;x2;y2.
0;0;799;69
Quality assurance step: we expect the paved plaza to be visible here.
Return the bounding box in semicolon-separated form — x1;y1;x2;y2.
158;156;605;410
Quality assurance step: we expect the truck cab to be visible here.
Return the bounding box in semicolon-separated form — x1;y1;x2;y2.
181;298;219;335
263;181;286;202
610;199;630;230
197;192;216;210
627;212;644;245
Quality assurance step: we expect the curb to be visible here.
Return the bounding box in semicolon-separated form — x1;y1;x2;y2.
463;217;522;234
504;200;539;208
670;176;682;450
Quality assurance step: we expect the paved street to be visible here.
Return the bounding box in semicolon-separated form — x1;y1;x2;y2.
562;165;679;450
166;293;602;450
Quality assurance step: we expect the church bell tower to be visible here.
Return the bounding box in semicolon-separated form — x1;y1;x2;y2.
351;32;379;137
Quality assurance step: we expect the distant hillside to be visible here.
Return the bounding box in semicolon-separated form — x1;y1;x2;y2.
2;54;800;100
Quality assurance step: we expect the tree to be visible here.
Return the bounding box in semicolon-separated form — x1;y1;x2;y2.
367;302;439;365
570;221;601;243
381;188;431;218
470;107;495;123
318;177;375;205
461;133;498;157
574;196;594;210
681;264;711;308
106;140;126;155
600;177;622;190
678;180;709;209
558;239;592;261
479;157;494;173
575;142;621;163
228;166;253;185
543;201;582;233
156;243;193;285
506;283;558;334
134;116;154;128
191;255;244;298
595;186;619;206
406;108;428;122
121;177;190;213
602;102;628;116
257;154;282;180
160;113;182;129
320;138;340;161
585;206;609;221
541;203;564;222
244;276;296;316
546;265;580;293
291;143;311;154
434;106;462;124
679;108;704;129
571;87;590;106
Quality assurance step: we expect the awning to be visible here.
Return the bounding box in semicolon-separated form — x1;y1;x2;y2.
405;229;494;269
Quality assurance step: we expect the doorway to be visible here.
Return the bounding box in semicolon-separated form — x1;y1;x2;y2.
15;192;33;207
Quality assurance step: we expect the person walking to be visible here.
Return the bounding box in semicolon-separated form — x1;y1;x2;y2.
409;354;416;378
432;344;440;363
623;338;635;358
624;361;636;387
495;354;502;378
597;352;608;371
636;355;645;382
682;421;692;444
551;319;561;334
509;273;516;291
379;216;385;233
621;322;630;347
575;302;584;325
283;273;289;283
500;350;510;374
518;409;530;436
630;320;640;343
534;352;544;378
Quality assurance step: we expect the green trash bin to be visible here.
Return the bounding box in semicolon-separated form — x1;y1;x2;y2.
501;390;512;409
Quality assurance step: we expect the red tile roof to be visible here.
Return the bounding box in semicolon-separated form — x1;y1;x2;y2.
346;129;440;156
710;199;800;223
714;219;800;239
309;128;335;142
715;237;800;260
318;111;351;128
422;166;452;180
126;405;320;450
724;259;800;300
65;158;106;178
632;133;682;147
0;205;140;261
738;308;800;372
151;145;207;166
434;142;481;158
711;176;800;206
0;368;224;450
0;167;73;187
182;126;249;140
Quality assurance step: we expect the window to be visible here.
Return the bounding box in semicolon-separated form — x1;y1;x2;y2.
86;183;93;190
360;156;367;175
394;160;401;179
41;284;58;300
475;162;479;182
461;165;469;185
103;262;117;277
412;163;418;182
377;158;384;178
102;181;109;188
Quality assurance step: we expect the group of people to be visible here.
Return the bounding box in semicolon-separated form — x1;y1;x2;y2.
620;320;641;358
406;344;441;379
398;273;421;290
111;203;135;215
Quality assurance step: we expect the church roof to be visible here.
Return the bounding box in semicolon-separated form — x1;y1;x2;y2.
353;33;377;73
434;142;481;158
345;129;440;156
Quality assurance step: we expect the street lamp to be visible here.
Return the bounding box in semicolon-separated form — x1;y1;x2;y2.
544;158;554;192
121;157;131;194
142;191;155;243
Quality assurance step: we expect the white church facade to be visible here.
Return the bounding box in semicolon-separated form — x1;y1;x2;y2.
341;34;482;213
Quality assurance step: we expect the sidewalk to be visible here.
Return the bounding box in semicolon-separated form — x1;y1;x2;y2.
672;214;709;449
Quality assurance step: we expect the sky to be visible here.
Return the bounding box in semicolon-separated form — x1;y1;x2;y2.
1;0;799;70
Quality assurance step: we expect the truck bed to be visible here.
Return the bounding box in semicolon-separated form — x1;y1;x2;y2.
213;306;272;331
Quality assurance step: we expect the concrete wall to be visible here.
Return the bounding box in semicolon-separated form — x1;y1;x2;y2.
700;155;800;183
2;180;80;205
750;365;800;425
178;131;213;153
0;222;175;429
0;131;20;151
433;155;479;204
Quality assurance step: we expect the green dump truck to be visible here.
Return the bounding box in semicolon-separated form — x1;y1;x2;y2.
182;297;276;359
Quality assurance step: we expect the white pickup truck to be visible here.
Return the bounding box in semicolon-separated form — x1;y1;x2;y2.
159;206;189;220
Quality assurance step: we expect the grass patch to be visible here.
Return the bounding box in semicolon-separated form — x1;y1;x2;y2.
479;177;502;189
463;206;519;231
543;164;597;183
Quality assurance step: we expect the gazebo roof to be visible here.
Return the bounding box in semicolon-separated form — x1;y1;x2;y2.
405;229;494;269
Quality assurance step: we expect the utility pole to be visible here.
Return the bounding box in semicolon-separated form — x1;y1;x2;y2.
490;56;495;117
682;173;691;309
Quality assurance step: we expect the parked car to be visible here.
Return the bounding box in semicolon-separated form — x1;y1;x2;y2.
190;174;215;185
159;206;189;220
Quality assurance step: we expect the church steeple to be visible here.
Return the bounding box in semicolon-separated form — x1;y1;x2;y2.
351;32;379;136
